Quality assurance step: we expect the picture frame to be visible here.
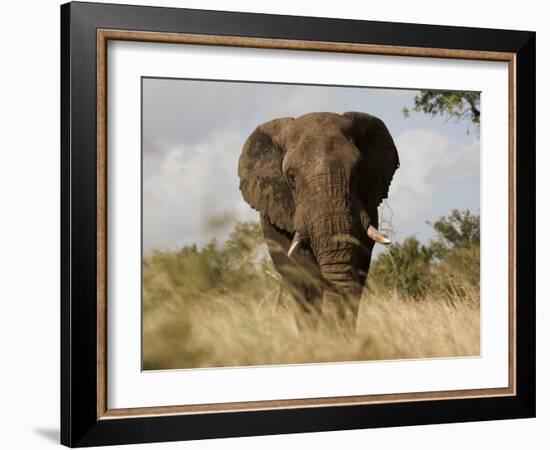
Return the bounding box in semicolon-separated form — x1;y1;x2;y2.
60;1;535;447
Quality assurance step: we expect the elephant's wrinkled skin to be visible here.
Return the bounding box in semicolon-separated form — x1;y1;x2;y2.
238;112;399;327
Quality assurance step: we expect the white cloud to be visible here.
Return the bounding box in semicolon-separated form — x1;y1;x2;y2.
380;129;480;243
143;129;258;253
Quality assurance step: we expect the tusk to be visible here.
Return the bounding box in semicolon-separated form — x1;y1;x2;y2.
287;232;303;258
367;225;391;245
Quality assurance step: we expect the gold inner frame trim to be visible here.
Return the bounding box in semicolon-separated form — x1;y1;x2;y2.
96;28;517;420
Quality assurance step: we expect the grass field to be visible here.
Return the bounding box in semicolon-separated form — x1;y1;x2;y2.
142;283;480;370
142;212;480;370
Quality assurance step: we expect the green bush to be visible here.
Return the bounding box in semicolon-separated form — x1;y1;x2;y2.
369;237;434;298
142;220;278;311
368;209;480;301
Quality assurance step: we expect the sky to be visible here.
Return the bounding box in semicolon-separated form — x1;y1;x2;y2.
142;78;480;255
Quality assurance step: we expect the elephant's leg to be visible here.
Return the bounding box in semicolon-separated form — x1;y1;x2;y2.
349;208;378;326
352;241;374;326
260;215;323;330
320;272;363;330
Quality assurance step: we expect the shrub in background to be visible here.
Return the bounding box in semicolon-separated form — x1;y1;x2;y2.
368;209;480;301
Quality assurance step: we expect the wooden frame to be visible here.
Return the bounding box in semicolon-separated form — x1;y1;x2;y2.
61;1;535;447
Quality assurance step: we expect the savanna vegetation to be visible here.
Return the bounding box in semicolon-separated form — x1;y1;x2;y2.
402;90;480;128
143;210;480;370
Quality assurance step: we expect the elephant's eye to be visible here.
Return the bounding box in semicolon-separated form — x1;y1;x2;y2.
287;172;296;186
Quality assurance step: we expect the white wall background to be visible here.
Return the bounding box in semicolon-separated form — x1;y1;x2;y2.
0;0;545;448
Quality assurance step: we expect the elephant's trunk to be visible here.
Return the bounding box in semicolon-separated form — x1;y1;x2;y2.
319;254;363;324
292;174;390;325
309;212;364;324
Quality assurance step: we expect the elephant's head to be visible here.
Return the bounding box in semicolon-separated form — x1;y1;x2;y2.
238;112;399;315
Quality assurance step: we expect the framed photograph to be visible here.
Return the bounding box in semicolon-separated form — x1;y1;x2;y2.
60;1;535;447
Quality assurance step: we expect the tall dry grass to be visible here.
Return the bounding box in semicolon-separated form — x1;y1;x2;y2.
142;213;480;370
142;282;479;370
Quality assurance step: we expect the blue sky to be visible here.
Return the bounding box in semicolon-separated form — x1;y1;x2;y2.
142;78;480;255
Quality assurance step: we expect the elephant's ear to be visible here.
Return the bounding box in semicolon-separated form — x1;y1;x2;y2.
238;118;295;232
344;112;400;208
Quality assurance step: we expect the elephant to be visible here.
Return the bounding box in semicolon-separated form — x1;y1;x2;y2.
238;112;399;328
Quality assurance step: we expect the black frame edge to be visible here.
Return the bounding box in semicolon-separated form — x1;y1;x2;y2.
514;32;536;418
60;2;72;447
62;2;102;446
76;396;534;447
69;1;534;52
